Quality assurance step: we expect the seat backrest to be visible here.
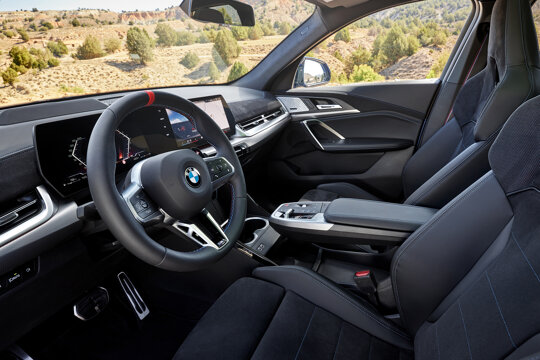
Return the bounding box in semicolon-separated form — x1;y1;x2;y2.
400;0;540;208
390;93;540;359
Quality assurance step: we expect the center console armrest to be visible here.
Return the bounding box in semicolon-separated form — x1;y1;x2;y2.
324;198;437;232
270;199;437;246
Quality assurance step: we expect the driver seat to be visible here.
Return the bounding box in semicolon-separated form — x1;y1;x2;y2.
174;92;540;359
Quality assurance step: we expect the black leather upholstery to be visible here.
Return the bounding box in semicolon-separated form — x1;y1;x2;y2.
175;92;540;358
301;0;540;209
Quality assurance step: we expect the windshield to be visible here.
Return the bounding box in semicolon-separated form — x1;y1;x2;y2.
0;1;315;107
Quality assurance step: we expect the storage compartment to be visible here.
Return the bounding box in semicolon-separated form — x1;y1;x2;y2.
270;199;437;246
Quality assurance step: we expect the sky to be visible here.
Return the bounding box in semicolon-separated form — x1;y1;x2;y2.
0;0;183;11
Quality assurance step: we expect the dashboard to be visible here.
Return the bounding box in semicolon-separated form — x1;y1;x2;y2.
34;95;235;197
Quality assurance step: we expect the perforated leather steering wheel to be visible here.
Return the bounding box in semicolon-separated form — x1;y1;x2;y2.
87;90;247;272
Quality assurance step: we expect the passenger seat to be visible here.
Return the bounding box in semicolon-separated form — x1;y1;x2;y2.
301;0;540;208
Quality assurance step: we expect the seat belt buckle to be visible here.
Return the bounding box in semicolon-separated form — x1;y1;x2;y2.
353;270;378;305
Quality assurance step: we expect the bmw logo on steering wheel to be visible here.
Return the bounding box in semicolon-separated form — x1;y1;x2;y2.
185;167;201;187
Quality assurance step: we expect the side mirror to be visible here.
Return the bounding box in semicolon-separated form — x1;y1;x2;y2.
294;57;331;88
180;0;255;27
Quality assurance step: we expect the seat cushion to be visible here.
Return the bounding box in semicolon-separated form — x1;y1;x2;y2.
175;275;413;360
300;182;380;202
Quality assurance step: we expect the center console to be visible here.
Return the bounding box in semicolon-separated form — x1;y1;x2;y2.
270;198;437;246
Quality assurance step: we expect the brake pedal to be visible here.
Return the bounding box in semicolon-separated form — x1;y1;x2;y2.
117;272;149;320
73;287;109;321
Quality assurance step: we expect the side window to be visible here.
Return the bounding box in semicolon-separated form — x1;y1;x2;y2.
305;0;472;85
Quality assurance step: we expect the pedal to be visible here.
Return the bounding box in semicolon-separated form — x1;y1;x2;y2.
73;287;109;321
117;272;149;320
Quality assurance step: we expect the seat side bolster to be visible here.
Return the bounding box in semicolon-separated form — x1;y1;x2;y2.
404;138;493;208
253;265;413;350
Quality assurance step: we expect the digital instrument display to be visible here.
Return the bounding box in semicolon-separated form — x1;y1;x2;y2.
34;95;234;197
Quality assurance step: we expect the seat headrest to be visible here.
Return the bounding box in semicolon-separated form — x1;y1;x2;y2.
489;0;540;80
489;95;540;194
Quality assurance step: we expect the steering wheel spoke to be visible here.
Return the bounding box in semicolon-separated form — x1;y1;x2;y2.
204;156;235;191
162;209;229;250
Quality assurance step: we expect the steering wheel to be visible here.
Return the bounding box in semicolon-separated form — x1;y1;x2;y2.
86;91;247;272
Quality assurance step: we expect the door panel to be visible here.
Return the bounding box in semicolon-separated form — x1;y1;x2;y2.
267;81;439;202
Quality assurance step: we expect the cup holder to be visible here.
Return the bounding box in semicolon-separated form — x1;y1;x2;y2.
240;217;269;244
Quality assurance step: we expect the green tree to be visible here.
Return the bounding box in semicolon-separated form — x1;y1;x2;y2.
126;27;154;64
261;24;275;36
248;24;264;40
76;35;104;59
41;21;54;30
381;25;409;64
104;38;121;53
406;35;420;56
349;64;384;82
212;29;240;66
231;26;248;41
227;61;248;81
47;40;68;57
155;23;178;47
278;22;292;35
180;52;200;69
334;28;351;43
1;68;18;86
17;28;29;42
71;18;81;27
345;46;371;74
176;31;196;45
208;61;220;81
427;51;450;79
9;46;34;69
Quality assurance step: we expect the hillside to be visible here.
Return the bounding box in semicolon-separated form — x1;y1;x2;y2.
0;0;539;107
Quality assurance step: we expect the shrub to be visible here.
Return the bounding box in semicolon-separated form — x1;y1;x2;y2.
47;40;68;57
72;18;81;27
381;26;409;64
262;24;275;36
176;31;196;46
227;61;248;81
427;51;450;79
3;30;15;38
333;51;344;62
2;68;19;85
180;52;199;69
406;35;420;56
345;46;371;74
231;26;248;41
17;29;29;42
10;63;29;74
126;27;154;64
41;21;54;30
155;23;178;47
212;29;240;66
348;65;384;83
278;22;292;35
104;38;121;53
248;24;264;40
9;46;34;68
47;57;60;67
76;35;104;60
197;32;210;44
208;61;220;81
334;28;351;43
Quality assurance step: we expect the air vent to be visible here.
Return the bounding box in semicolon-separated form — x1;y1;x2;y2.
0;190;42;234
238;108;286;134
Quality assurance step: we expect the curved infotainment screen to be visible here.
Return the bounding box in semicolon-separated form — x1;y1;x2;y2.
167;96;231;147
34;95;235;197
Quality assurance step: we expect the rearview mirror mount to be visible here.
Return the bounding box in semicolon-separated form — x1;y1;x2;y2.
180;0;256;27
